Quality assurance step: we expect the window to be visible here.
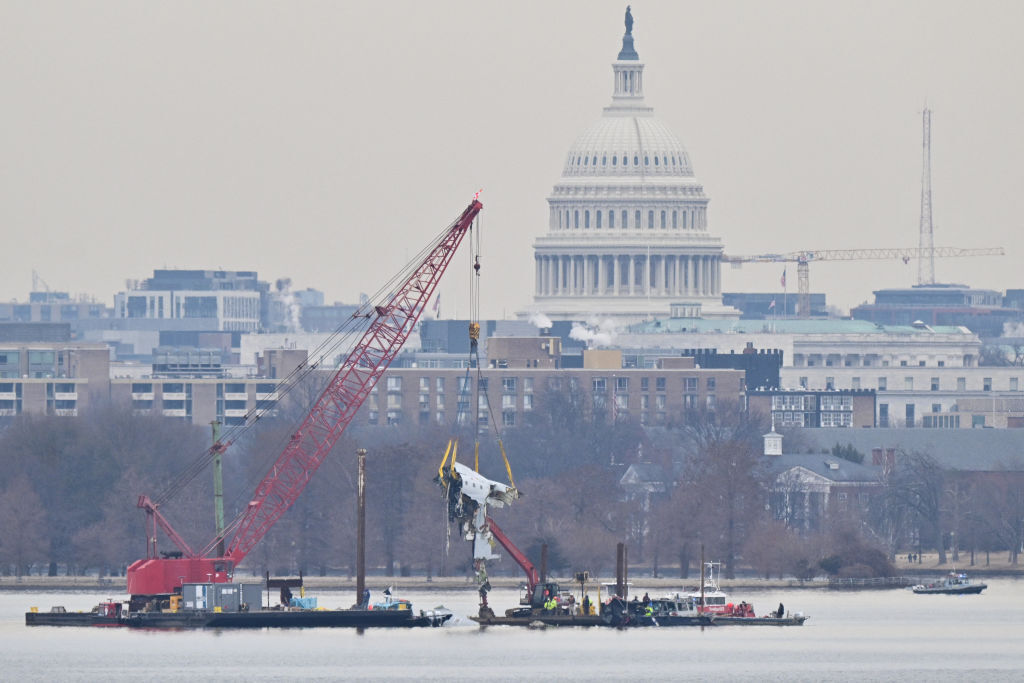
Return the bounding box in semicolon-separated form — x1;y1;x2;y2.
523;378;533;393
616;377;629;391
684;378;697;392
523;394;533;411
905;403;915;428
418;393;429;408
386;376;402;392
585;210;590;228
502;395;515;410
622;210;628;228
878;377;887;391
458;377;471;393
919;361;926;367
436;393;445;409
984;377;992;391
641;395;649;409
609;211;615;229
879;403;889;427
932;404;941;413
656;377;666;391
957;377;966;391
706;377;716;391
502;377;517;393
502;412;516;426
596;211;602;229
615;394;628;410
825;377;835;390
930;377;939;391
592;378;607;392
799;376;808;389
648;210;654;229
656;395;666;410
436;377;445;393
660;211;666;229
1012;378;1020;392
641;378;649;391
419;377;429;392
851;377;861;390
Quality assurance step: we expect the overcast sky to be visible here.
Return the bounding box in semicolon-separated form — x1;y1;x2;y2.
2;1;1021;319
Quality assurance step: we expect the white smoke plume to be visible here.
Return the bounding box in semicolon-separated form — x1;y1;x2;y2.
529;312;553;329
1002;321;1024;338
569;317;618;348
275;278;302;334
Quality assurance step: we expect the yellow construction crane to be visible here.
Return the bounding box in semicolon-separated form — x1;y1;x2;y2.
723;246;1005;318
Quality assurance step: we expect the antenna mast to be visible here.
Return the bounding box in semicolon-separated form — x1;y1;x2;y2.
918;106;934;285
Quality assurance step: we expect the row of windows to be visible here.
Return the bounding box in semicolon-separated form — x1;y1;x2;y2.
556;208;705;231
801;376;1017;392
389;375;718;394
795;356;955;368
569;153;684;169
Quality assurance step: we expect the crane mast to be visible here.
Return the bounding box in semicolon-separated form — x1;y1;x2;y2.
127;199;483;599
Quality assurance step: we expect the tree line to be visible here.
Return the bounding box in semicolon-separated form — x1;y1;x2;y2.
1;384;1022;580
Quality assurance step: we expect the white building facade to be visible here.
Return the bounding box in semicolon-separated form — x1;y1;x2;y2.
528;14;736;323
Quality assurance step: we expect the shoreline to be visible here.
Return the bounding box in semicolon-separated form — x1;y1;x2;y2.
4;556;1021;593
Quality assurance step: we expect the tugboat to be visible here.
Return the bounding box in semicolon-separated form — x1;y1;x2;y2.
912;571;987;595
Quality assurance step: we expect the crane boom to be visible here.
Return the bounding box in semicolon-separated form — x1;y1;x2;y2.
723;245;1004;318
225;199;481;562
126;199;482;599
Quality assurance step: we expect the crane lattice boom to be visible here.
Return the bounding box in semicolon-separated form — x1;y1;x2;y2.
723;246;1004;318
126;199;482;598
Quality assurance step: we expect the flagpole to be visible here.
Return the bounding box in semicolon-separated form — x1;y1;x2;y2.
782;268;788;319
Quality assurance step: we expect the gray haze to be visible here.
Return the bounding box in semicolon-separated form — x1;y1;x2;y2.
2;1;1022;318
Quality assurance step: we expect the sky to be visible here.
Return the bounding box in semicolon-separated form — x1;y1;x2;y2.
2;0;1022;319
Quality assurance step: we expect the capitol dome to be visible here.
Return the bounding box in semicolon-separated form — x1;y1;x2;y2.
562;117;695;179
528;9;737;324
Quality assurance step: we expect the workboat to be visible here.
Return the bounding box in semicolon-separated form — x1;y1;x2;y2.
684;562;809;626
602;594;714;627
912;572;987;595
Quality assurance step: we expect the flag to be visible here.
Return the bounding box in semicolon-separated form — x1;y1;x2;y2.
780;269;787;288
432;293;441;317
768;299;776;310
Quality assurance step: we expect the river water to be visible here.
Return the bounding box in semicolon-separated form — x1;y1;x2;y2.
4;579;1024;681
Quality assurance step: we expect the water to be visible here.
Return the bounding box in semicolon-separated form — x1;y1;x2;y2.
4;580;1024;681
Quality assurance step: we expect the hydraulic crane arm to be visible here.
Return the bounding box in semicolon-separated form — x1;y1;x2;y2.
225;200;482;564
485;515;539;597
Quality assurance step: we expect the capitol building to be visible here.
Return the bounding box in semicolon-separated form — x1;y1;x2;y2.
529;11;738;324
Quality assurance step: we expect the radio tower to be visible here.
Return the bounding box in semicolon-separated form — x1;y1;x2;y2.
918;106;935;285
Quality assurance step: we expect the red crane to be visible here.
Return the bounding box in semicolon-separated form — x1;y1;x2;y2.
126;199;483;601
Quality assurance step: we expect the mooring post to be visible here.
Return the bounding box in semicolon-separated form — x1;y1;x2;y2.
356;448;367;609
